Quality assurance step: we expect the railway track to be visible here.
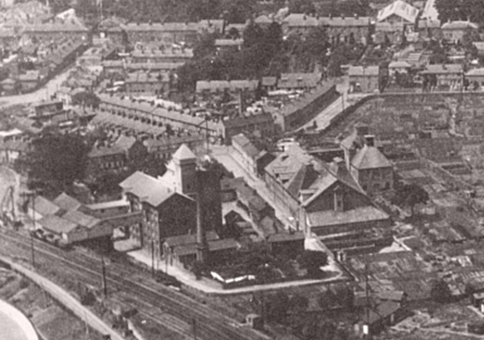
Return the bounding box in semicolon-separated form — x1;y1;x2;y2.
0;230;268;340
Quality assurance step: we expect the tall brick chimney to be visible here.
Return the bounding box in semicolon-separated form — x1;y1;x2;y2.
196;170;208;263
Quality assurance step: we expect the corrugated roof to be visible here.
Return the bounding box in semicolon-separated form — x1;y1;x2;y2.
351;145;392;170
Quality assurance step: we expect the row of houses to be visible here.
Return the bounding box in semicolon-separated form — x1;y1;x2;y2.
282;0;480;46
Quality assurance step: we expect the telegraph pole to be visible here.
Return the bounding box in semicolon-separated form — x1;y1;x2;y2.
30;192;36;268
101;254;108;297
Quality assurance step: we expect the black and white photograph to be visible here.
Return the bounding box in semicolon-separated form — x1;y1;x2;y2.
0;0;484;339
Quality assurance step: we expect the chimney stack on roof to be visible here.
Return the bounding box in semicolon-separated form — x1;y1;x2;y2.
365;135;375;147
355;123;369;137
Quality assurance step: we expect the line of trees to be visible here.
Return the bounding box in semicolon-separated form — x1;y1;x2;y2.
435;0;484;25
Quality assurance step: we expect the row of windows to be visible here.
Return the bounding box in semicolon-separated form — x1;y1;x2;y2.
101;161;124;169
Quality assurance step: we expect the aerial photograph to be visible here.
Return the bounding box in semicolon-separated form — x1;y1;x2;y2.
2;0;484;339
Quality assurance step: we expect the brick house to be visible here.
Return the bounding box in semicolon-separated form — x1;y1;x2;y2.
375;0;419;45
264;144;390;235
348;66;381;93
441;21;478;44
350;135;394;195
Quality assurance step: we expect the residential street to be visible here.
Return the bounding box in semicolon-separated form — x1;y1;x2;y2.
0;67;73;108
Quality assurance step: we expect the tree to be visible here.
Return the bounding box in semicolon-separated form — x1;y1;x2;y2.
288;0;316;14
24;133;90;196
266;292;290;322
430;279;452;303
71;91;101;108
392;183;429;215
435;0;484;25
297;250;328;277
288;294;309;314
193;33;217;59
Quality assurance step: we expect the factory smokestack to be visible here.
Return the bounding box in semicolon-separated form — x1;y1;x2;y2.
196;170;208;263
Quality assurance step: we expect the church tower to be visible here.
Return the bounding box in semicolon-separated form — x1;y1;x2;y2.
172;144;197;198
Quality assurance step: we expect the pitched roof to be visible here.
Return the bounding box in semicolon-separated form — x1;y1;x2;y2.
351;145;392;170
232;133;261;159
377;0;419;24
33;196;60;216
389;61;412;69
172;144;196;161
421;64;463;74
114;134;137;151
53;192;82;211
319;16;371;27
223;112;273;129
119;171;186;207
307;206;390;227
348;66;380;76
466;68;484;77
62;209;100;229
88;144;124;158
283;13;319;27
196;80;258;93
278;73;321;89
38;214;79;235
442;21;478;30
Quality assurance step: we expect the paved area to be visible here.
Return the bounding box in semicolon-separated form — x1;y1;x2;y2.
0;67;73;108
128;241;347;296
299;90;370;133
1;257;125;340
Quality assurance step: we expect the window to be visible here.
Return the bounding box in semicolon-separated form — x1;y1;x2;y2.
334;188;344;212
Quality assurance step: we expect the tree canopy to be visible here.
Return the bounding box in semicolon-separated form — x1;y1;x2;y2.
297;250;328;277
21;132;90;196
430;279;452;303
392;183;429;215
435;0;484;25
71;91;101;108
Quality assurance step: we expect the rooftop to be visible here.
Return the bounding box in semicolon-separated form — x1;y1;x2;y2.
377;0;419;24
351;145;393;170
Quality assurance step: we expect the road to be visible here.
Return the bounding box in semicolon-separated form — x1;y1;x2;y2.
0;67;72;108
299;90;370;133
